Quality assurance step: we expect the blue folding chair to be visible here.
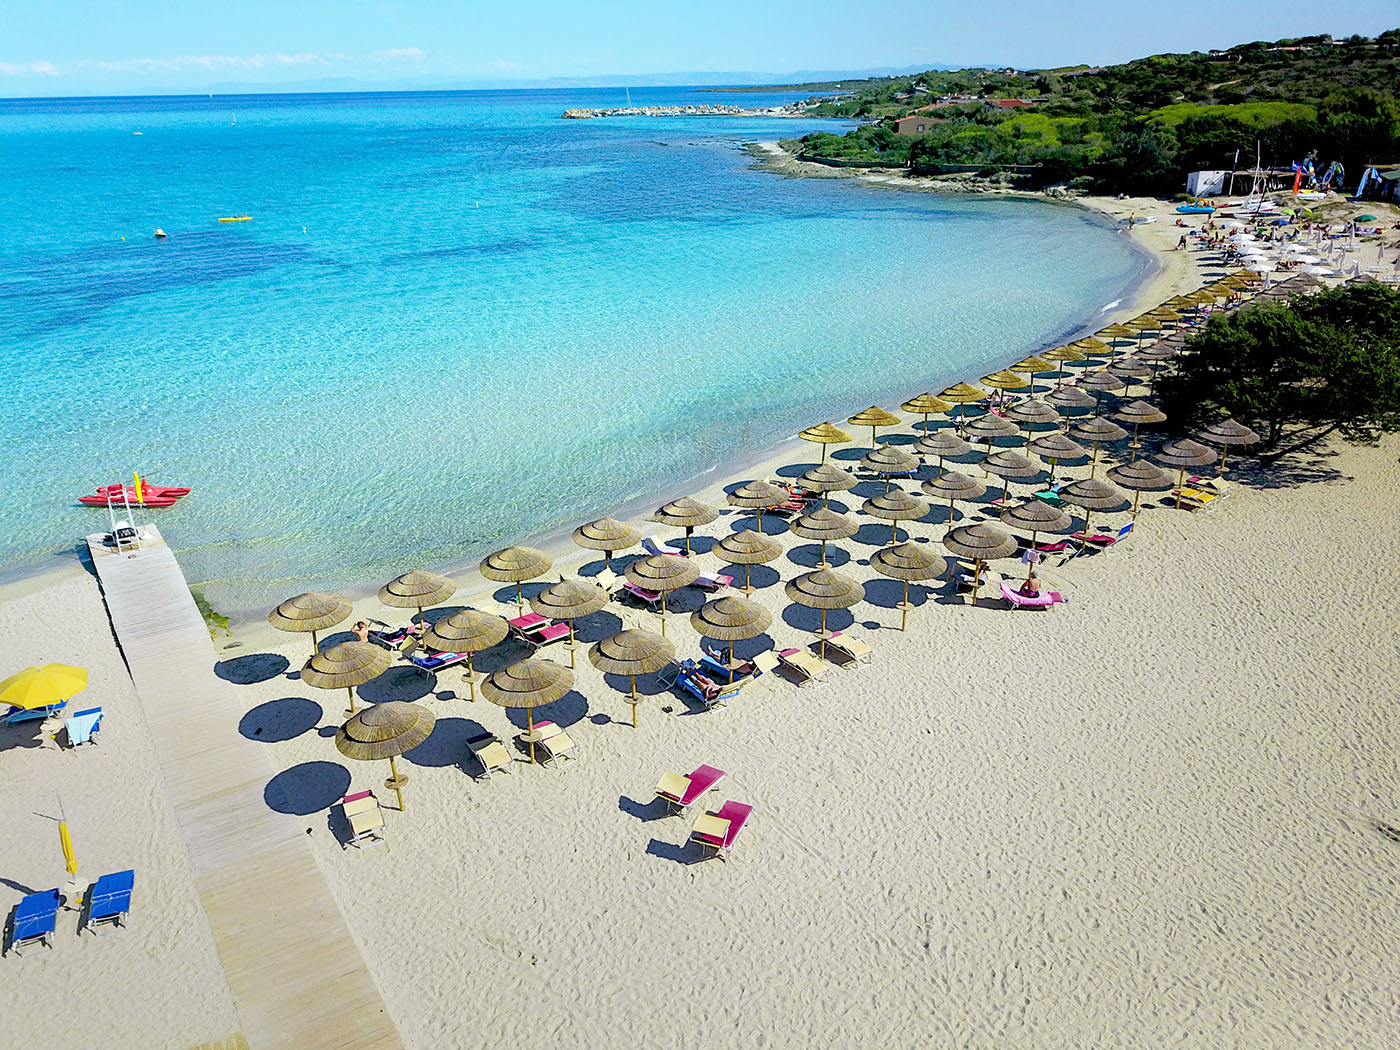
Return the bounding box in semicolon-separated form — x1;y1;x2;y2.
85;870;135;935
5;701;67;726
65;707;103;747
8;889;60;955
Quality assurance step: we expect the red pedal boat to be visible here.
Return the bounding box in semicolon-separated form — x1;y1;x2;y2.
80;488;178;508
95;482;190;499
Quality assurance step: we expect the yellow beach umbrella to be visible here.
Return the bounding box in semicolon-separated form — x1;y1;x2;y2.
1011;355;1055;376
0;663;87;711
901;393;953;434
981;369;1029;393
60;820;78;878
1041;344;1088;386
798;422;854;463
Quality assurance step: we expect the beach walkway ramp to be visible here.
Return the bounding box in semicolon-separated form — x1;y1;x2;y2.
86;527;403;1050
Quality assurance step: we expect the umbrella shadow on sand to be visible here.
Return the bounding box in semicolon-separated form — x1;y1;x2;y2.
215;653;290;685
786;543;852;569
264;761;351;815
239;698;322;742
402;716;478;770
502;689;588;735
358;666;436;704
714;563;782;591
781;604;855;635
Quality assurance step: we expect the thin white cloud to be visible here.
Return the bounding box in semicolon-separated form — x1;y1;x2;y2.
0;60;59;77
495;59;518;71
369;48;426;62
1;48;428;80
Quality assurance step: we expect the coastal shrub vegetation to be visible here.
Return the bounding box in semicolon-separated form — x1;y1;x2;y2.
1158;283;1400;459
793;31;1400;193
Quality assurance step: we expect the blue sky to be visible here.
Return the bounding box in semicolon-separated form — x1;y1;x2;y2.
3;0;1397;96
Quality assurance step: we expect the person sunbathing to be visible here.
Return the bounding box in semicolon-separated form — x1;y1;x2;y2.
1019;571;1043;597
353;621;371;642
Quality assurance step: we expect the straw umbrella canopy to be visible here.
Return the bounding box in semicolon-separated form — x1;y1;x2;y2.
1196;418;1260;472
572;517;641;570
727;479;788;534
480;547;552;609
1107;458;1174;517
1111;400;1168;452
690;596;772;681
1012;355;1056;377
798;422;853;463
1155;437;1220;509
915;430;973;477
1077;369;1128;415
268;592;352;655
869;542;942;631
480;658;573;765
1057;477;1129;551
1045;384;1097;415
981;449;1040;505
901;393;953;433
654;496;718;553
1006;398;1061;448
846;406;902;451
1041;344;1088;385
1027;430;1087;483
784;569;864;659
799;463;858;507
940;381;986;428
982;369;1030;395
963;412;1020;462
530;579;609;668
421;609;509;701
790;506;858;567
1070;336;1112;358
624;554;699;634
861;444;919;492
378;570;457;638
921;470;987;531
1068;416;1129;477
302;641;392;718
711;529;783;593
942;523;1019;606
588;629;674;727
1000;499;1074;580
335;701;435;812
862;487;930;544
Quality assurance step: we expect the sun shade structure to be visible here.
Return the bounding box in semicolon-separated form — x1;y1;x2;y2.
963;413;1020;444
1006;398;1060;428
790;506;858;567
624;554;699;633
1069;416;1129;477
1041;344;1088;385
981;449;1040;504
921;470;987;531
915;430;973;476
379;570;457;637
1000;499;1074;580
862;487;930;544
727;479;789;534
421;609;509;700
784;569;864;659
303;641;392;717
1076;370;1128;415
530;578;609;668
480;658;574;764
798;422;854;463
869;542;942;631
1107;459;1174;517
1012;355;1055;375
572;517;641;570
690;595;773;681
1070;336;1111;357
981;369;1030;392
335;701;436;811
942;522;1019;606
0;663;87;711
1045;384;1096;415
711;530;784;592
1027;431;1087;483
846;406;902;451
654;496;719;553
589;629;674;727
480;547;553;609
901;393;953;433
1196;418;1260;471
268;592;352;654
1107;358;1152;381
1111;400;1168;452
861;445;919;491
800;463;858;506
1057;477;1129;550
1155;437;1220;509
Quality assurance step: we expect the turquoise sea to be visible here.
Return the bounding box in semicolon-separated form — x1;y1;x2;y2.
0;87;1146;615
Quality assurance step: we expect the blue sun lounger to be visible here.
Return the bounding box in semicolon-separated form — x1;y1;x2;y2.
85;870;135;934
65;707;103;747
5;701;66;726
8;889;60;955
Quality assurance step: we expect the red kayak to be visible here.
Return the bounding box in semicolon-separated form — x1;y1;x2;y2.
80;490;178;508
95;482;190;499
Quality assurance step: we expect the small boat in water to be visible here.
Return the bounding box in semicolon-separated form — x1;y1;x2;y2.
218;215;252;222
80;490;178;508
95;482;190;499
154;228;167;238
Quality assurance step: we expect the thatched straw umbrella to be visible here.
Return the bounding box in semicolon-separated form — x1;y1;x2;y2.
1068;416;1129;477
785;569;864;659
1071;335;1112;358
421;609;508;701
982;449;1040;505
1011;355;1056;381
480;546;552;610
335;701;435;812
379;570;457;639
1041;344;1088;385
588;630;674;727
798;422;853;463
654;496;718;554
572;517;641;570
690;595;772;681
1196;418;1260;472
981;369;1030;397
901;393;953;433
799;463;858;508
624;554;699;634
1058;477;1129;551
921;470;987;532
861;445;919;492
1107;459;1175;518
1006;398;1061;446
942;523;1019;606
940;381;987;429
480;658;573;764
1027;431;1087;484
999;500;1074;581
1155;437;1219;509
869;542;942;631
862;487;930;544
530;578;609;668
1045;384;1096;415
727;479;788;534
915;430;973;477
302;641;391;718
964;413;1020;472
1077;369;1128;415
846;406;902;451
268;592;352;655
1111;400;1168;453
712;530;783;593
790;506;858;567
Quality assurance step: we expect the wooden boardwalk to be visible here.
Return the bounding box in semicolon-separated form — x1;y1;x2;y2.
87;528;403;1050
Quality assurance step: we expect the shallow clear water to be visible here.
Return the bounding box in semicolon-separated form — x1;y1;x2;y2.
0;87;1145;613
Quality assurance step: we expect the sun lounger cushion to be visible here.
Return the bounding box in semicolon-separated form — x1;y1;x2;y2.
826;631;873;664
778;648;828;685
65;707;103;746
86;869;135;932
623;582;663;605
528;622;572;647
531;721;577;766
10;889;61;954
1000;582;1066;608
6;701;66;725
642;535;685;557
467;733;512;778
654;764;725;810
693;572;733;591
339;791;386;847
408;650;468;671
691;801;754;859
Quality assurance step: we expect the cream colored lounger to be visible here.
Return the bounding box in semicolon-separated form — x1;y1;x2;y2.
339;790;386;849
467;732;513;780
823;630;873;667
778;648;829;687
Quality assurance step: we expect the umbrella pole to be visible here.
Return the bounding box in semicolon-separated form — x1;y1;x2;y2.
900;580;909;632
891;520;897;545
567;620;576;668
1175;466;1186;509
755;509;764;534
820;538;828;568
1130;422;1140;454
310;629;319;655
1081;511;1093;552
345;686;357;716
685;528;694;554
417;605;426;638
819;609;827;660
659;592;667;636
727;642;735;683
1027;532;1039;583
630;674;638;728
971;561;983;607
1091;444;1101;479
604;550;612;571
1220;447;1230;473
466;651;475;701
528;707;536;765
387;755;405;811
1132;486;1143;518
870;425;877;452
946;497;955;533
821;443;828;464
1000;477;1010;504
515;581;524;610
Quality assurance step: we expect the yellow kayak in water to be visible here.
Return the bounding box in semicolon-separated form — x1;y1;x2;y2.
217;215;252;222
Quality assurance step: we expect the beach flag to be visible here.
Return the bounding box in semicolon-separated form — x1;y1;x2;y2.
134;472;143;503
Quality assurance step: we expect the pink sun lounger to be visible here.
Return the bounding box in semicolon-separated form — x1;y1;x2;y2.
654;764;727;815
690;800;753;860
1000;581;1067;609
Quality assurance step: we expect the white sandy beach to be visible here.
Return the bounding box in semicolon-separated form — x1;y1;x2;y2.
3;193;1399;1049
